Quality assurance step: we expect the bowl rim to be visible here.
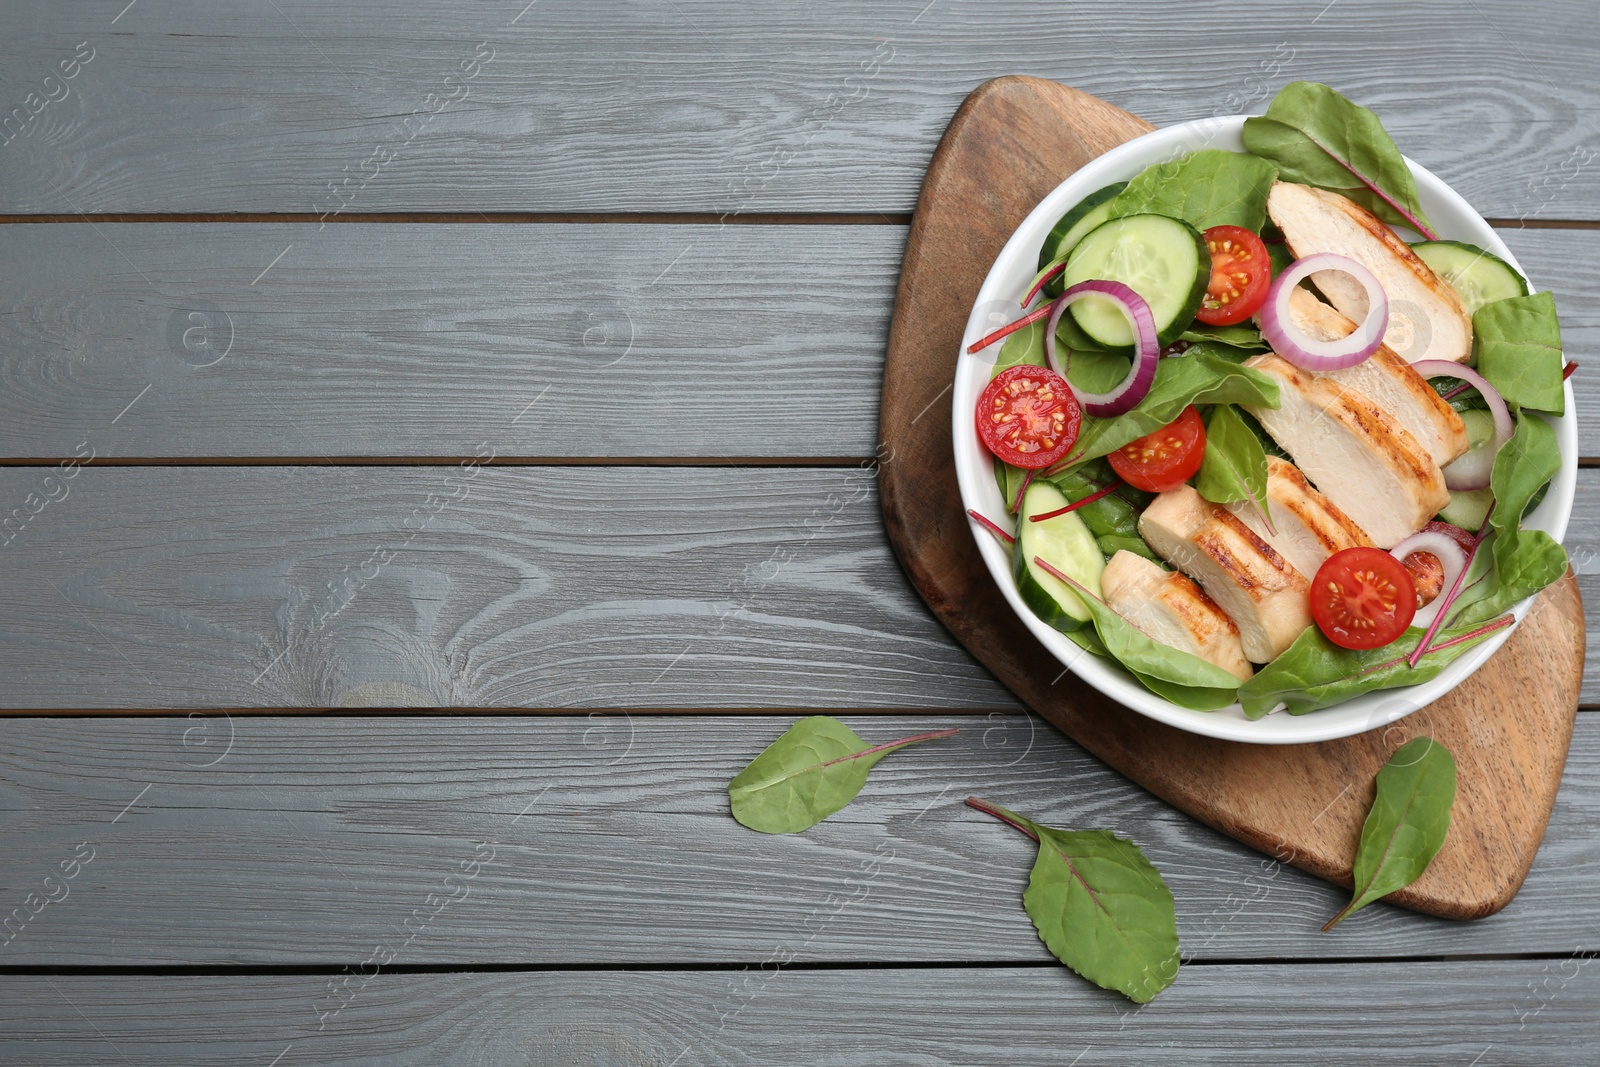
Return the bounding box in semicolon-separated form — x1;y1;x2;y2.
952;114;1577;745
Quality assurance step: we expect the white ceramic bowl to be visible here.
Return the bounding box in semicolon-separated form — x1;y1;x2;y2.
954;116;1577;744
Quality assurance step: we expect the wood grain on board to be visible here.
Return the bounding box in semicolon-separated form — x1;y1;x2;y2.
2;0;1597;218
2;962;1596;1065
0;463;1596;710
1;715;1598;966
878;76;1586;918
0;224;1593;459
0;466;1012;710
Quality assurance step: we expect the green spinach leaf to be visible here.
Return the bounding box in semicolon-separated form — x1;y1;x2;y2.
1195;404;1271;523
1489;409;1563;577
1241;82;1438;238
1179;322;1269;351
1067;347;1280;465
1108;149;1278;232
966;798;1179;1003
1237;617;1512;718
995;319;1127;393
1473;291;1565;414
1324;738;1456;930
992;320;1048;377
728;717;957;833
1450;531;1569;629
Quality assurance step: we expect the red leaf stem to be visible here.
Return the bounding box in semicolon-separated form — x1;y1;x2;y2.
1032;555;1107;605
1407;506;1494;668
967;508;1016;545
965;796;1040;842
1011;468;1036;514
1028;479;1126;522
816;728;960;771
967;304;1053;354
1021;263;1066;309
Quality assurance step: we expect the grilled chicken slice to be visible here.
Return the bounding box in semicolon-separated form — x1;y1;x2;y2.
1101;551;1254;682
1225;455;1373;580
1243;353;1449;548
1137;485;1311;663
1267;182;1473;365
1275;287;1469;467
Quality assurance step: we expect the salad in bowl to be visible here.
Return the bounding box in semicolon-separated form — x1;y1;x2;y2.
955;82;1575;744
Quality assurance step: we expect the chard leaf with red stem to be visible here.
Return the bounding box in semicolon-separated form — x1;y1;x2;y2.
1241;82;1439;239
967;797;1179;1003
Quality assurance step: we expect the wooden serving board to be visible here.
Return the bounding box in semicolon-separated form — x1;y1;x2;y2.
879;76;1586;919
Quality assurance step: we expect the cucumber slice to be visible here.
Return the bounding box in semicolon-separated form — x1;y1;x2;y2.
1432;411;1498;528
1038;183;1127;293
1013;482;1105;632
1438;487;1493;530
1062;214;1209;350
1433;409;1504;531
1459;408;1497;452
1411;240;1529;316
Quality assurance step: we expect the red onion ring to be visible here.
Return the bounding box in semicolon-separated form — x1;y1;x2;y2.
1411;360;1513;491
1043;280;1160;418
1390;529;1469;619
1259;253;1388;371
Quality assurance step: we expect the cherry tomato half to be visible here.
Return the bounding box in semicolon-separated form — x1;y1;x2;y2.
1311;547;1417;650
1398;521;1478;608
1107;406;1206;493
975;364;1082;470
1196;225;1272;326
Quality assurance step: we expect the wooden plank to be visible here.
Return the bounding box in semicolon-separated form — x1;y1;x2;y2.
0;223;894;460
0;465;1018;710
1565;483;1600;704
1;962;1595;1063
2;1;1597;218
2;714;1598;965
0;224;1594;460
0;464;1589;709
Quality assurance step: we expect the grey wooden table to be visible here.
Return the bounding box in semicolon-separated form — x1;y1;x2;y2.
1;1;1597;1063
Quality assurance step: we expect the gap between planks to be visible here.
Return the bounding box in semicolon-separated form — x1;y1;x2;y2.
1;213;1598;230
0;951;1594;978
0;456;876;468
0;212;913;226
0;456;1596;467
3;705;1596;717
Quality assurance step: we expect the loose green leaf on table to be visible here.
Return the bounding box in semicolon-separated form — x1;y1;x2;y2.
1108;149;1279;232
1324;738;1456;931
728;716;957;834
1241;81;1438;239
1195;404;1271;525
966;797;1179;1003
1473;291;1565;414
1067;346;1280;466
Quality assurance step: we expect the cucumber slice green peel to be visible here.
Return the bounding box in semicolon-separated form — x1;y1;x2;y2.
1012;482;1105;633
1411;239;1529;316
1062;214;1210;351
1037;183;1129;298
